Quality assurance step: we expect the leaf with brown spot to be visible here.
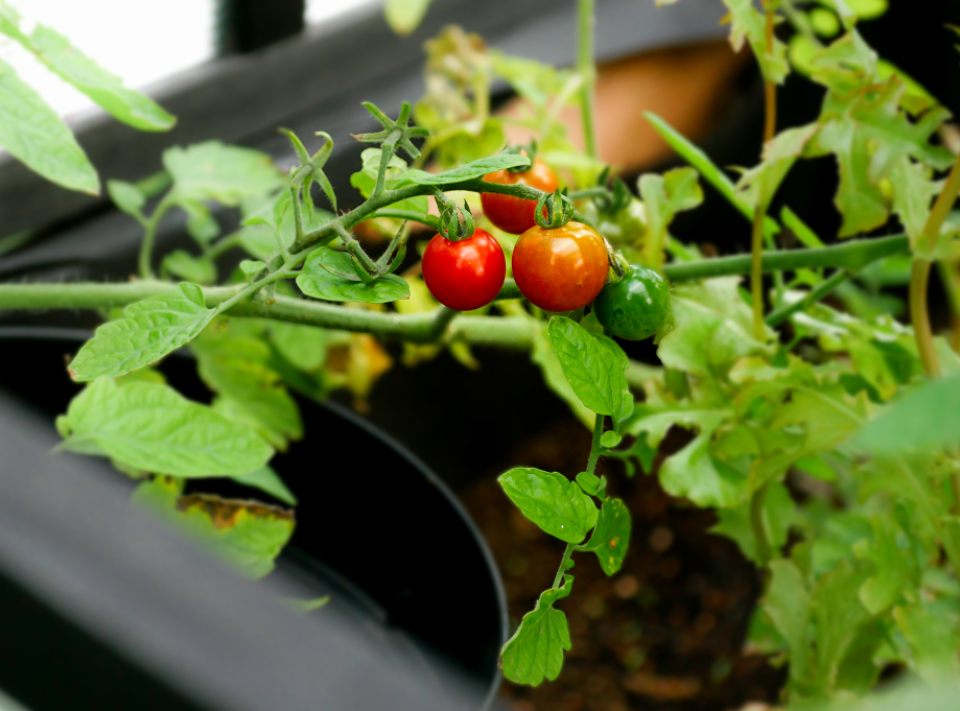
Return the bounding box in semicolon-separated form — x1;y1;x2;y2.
578;497;631;575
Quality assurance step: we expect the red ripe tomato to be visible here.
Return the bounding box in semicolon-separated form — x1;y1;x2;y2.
422;228;506;311
512;221;609;312
480;158;559;234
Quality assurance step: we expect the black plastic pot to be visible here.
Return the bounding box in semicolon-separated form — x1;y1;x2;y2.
0;328;507;711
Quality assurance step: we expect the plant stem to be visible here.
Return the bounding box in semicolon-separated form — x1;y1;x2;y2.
0;236;907;313
552;543;576;590
662;234;907;281
750;208;767;339
765;269;852;327
367;209;440;231
551;412;605;590
910;259;940;377
585;413;605;474
936;259;960;346
138;196;173;280
577;0;598;159
911;150;960;375
750;1;778;341
750;483;773;566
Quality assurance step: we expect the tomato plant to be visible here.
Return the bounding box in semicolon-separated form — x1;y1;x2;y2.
4;0;960;708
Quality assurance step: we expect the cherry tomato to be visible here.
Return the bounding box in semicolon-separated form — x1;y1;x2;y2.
480;158;559;234
422;228;506;311
512;221;609;312
593;264;671;340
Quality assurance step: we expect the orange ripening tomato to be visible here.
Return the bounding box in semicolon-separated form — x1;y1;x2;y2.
480;158;559;234
511;221;609;312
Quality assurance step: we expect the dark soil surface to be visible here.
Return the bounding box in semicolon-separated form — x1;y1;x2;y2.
458;419;786;711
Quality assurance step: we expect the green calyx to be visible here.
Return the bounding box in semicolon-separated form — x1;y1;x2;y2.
593;264;670;341
534;189;576;229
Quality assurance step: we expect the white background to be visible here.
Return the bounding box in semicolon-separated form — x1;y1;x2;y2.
2;0;377;119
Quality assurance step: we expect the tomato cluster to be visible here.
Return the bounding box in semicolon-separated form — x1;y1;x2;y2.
421;159;670;336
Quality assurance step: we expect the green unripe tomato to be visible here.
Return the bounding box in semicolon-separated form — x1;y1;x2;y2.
593;264;670;340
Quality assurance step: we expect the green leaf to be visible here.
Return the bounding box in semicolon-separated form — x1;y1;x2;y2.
0;8;174;131
627;408;748;508
269;321;327;371
405;153;530;185
531;327;596;429
736;124;819;212
498;468;598;543
888;157;939;248
350;148;428;213
107;179;146;219
162;250;217;285
894;601;960;682
384;0;433;35
237;192;334;261
712;482;798;564
720;0;790;84
164;142;284;206
181;200;221;244
638;167;703;262
762;559;814;689
804;32;952;237
59;378;273;477
599;431;622;448
500;576;573;686
657;277;770;383
575;471;602;495
547;317;633;422
850;374;960;452
169;493;293;579
811;560;873;691
69;290;216;381
297;249;410;304
192;331;303;451
854;515;921;614
579;498;630;575
0;56;98;194
231;465;297;506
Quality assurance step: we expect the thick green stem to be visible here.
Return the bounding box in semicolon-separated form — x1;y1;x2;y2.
577;0;598;159
0;236;907;313
663;234;907;281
